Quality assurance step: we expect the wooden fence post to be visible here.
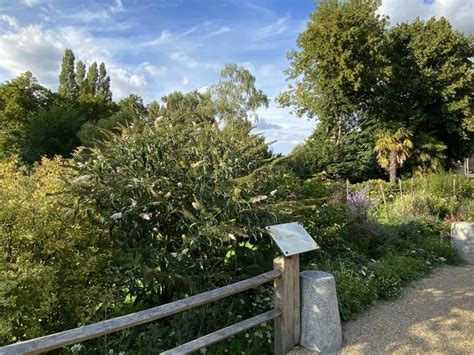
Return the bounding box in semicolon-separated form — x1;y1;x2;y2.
274;254;300;355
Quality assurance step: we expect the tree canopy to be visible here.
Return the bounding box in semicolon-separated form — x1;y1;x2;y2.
213;63;269;124
280;0;473;181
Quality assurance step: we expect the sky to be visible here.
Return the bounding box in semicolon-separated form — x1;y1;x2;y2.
0;0;472;154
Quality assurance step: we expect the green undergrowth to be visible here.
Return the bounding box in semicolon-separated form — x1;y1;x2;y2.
1;146;470;354
299;174;469;321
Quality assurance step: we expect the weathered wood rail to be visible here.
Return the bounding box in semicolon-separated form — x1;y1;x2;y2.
0;255;301;355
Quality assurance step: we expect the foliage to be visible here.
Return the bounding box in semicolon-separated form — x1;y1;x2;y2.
0;50;116;163
384;18;474;165
0;157;109;344
77;109;132;146
299;171;467;321
212;63;269;124
282;2;473;178
97;63;112;102
413;135;447;176
303;210;462;320
73;116;286;312
346;187;371;220
76;60;87;96
58;49;78;99
379;192;459;222
289;126;381;181
278;0;387;140
353;173;473;202
77;94;146;146
0;72;53;160
157;91;216;124
374;127;413;182
86;62;99;97
23;100;87;163
0;8;472;352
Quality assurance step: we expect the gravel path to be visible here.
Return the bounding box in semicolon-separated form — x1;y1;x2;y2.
340;265;474;354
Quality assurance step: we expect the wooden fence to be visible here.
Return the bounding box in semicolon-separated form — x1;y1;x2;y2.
0;255;300;355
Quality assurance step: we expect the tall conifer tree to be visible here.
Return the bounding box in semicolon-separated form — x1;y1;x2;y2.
86;62;98;96
97;62;112;101
58;49;78;98
75;60;87;96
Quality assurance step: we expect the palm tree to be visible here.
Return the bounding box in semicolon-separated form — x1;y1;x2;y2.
374;128;413;183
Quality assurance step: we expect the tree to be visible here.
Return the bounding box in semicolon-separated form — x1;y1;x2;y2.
0;72;52;160
147;100;160;119
58;49;78;99
86;62;98;96
0;157;111;343
76;60;87;96
74;113;281;309
281;2;473;180
97;62;112;102
383;18;473;166
76;94;144;146
412;135;447;176
290;124;380;181
23;100;87;163
117;94;147;119
159;91;216;123
278;0;387;144
374;128;413;182
212;63;268;124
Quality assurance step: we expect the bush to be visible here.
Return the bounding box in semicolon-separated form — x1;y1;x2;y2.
456;199;474;221
300;173;465;322
379;192;458;222
353;173;473;202
0;157;108;344
306;256;378;321
369;255;428;299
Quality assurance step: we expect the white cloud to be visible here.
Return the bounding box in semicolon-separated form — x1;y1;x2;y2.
255;17;288;40
0;23;149;99
0;25;64;86
140;62;168;76
64;9;111;23
256;118;282;130
170;51;203;69
182;76;189;86
142;30;170;47
255;103;315;155
110;0;126;13
0;14;19;28
22;0;45;7
379;0;474;34
109;68;147;98
202;26;232;39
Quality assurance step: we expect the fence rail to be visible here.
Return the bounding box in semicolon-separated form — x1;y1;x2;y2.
0;267;291;355
162;309;282;354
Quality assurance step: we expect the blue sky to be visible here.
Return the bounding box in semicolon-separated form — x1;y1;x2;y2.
0;0;472;153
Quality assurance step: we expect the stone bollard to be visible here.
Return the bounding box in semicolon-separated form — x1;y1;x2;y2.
299;271;342;355
451;222;474;264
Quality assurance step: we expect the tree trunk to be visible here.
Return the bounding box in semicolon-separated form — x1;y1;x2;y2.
389;149;397;183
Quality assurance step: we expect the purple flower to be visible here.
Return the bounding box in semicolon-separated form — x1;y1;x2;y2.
347;188;371;217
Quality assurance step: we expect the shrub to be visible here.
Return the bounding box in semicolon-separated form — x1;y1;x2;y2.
376;191;459;223
73;118;297;322
314;259;378;321
354;173;473;202
369;255;428;299
0;157;107;344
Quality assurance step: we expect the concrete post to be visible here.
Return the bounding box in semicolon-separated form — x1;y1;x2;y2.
451;222;474;264
299;271;342;354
